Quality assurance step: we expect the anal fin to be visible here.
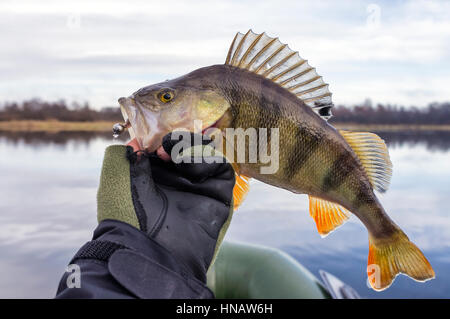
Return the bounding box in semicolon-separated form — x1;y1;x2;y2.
309;196;350;237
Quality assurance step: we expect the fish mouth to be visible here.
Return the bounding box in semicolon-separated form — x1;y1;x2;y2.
118;101;136;140
118;96;226;151
118;96;145;146
118;96;166;152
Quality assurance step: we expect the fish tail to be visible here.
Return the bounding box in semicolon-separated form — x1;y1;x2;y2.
367;231;435;291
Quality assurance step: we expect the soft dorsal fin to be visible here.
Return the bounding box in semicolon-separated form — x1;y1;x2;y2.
339;130;393;193
225;29;334;120
309;195;351;237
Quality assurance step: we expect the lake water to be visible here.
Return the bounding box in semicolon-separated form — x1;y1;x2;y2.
0;130;449;299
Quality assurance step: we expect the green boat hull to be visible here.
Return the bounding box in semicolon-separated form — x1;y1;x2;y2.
207;242;331;299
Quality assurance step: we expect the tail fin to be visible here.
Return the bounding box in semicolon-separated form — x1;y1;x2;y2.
367;232;435;291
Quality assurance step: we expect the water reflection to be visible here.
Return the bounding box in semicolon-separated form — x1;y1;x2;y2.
0;131;127;146
377;130;450;151
2;129;449;151
0;130;449;298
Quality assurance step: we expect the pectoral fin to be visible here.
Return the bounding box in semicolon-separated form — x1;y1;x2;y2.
309;195;350;237
233;172;250;210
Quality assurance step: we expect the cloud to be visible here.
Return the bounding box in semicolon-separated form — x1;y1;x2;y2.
0;0;448;107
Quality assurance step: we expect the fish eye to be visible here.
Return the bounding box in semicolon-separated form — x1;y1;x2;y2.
159;91;174;103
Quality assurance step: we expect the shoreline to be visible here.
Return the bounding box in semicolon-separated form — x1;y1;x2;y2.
0;120;116;132
332;123;450;132
1;120;450;133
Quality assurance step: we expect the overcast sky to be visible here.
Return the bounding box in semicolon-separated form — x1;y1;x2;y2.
1;0;449;109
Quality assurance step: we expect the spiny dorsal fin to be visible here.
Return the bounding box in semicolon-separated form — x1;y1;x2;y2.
309;195;351;237
225;29;333;120
339;130;393;193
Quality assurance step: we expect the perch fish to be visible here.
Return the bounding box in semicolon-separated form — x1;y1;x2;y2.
115;30;434;291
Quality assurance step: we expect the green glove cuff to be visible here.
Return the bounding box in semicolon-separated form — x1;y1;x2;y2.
97;145;140;229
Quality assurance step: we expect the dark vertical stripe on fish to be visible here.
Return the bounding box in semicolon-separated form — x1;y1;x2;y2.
230;103;239;129
285;126;321;180
259;93;281;127
353;182;376;209
321;152;354;193
261;98;281;164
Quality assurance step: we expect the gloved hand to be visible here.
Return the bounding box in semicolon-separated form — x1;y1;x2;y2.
96;133;235;284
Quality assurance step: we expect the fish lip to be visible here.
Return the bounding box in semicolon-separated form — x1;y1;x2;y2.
118;97;140;142
119;103;130;125
118;96;135;108
118;96;162;151
118;97;134;121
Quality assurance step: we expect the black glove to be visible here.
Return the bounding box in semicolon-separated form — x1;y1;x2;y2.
96;133;235;284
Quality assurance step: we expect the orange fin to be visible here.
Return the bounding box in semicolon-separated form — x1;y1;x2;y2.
231;163;250;210
309;195;350;237
367;232;435;291
232;172;250;210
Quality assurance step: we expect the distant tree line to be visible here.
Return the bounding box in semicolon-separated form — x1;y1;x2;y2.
0;99;122;122
1;98;450;125
330;100;450;125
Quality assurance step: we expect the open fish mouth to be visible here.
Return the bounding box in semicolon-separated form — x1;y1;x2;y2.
115;95;226;151
116;96;161;151
112;100;135;140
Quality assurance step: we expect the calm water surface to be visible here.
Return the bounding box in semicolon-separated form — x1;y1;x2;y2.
0;131;449;298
